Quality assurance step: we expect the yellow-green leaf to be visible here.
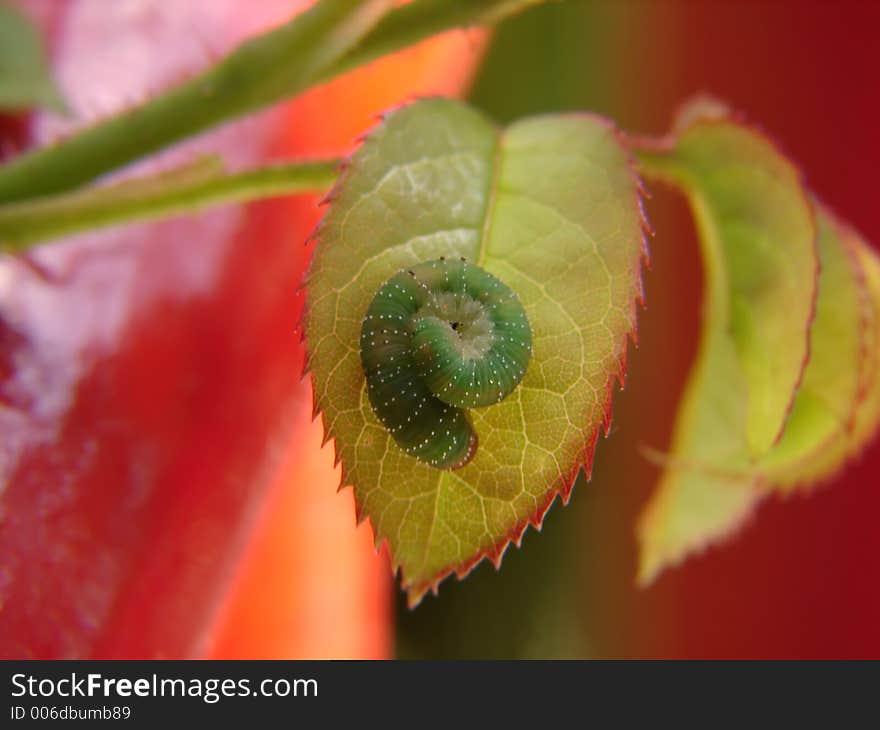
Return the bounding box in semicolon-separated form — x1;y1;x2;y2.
848;240;880;453
634;99;880;584
637;106;818;456
304;99;647;605
637;205;880;584
760;211;876;489
634;102;819;583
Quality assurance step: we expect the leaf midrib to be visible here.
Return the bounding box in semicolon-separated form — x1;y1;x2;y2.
415;124;502;582
475;129;504;266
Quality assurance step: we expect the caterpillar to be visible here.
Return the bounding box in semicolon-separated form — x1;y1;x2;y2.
360;257;532;470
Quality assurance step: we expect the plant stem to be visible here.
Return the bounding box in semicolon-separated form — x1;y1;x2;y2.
0;158;339;250
0;0;545;206
0;0;390;204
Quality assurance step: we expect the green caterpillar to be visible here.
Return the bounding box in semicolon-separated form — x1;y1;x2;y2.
359;258;532;470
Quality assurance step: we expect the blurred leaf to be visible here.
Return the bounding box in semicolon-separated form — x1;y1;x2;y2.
0;2;65;113
634;100;880;585
760;211;877;488
638;101;818;456
636;208;880;584
305;98;647;605
0;156;337;249
634;100;819;583
847;241;880;452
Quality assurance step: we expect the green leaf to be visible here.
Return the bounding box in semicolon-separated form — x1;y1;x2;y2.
759;210;876;489
0;157;337;250
0;0;547;206
304;98;647;605
0;2;65;113
636;206;880;584
634;101;819;583
634;101;880;585
637;103;818;456
847;240;880;454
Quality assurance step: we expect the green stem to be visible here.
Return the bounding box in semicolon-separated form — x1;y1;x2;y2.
0;158;339;250
0;0;544;206
0;0;391;204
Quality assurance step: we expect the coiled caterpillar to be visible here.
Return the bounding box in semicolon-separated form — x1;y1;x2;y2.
360;258;532;470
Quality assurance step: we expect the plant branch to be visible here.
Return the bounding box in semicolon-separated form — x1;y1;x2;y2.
0;157;339;250
0;0;546;206
0;0;391;204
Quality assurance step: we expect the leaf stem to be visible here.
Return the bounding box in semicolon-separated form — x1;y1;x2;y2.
0;158;339;250
0;0;391;204
0;0;545;206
